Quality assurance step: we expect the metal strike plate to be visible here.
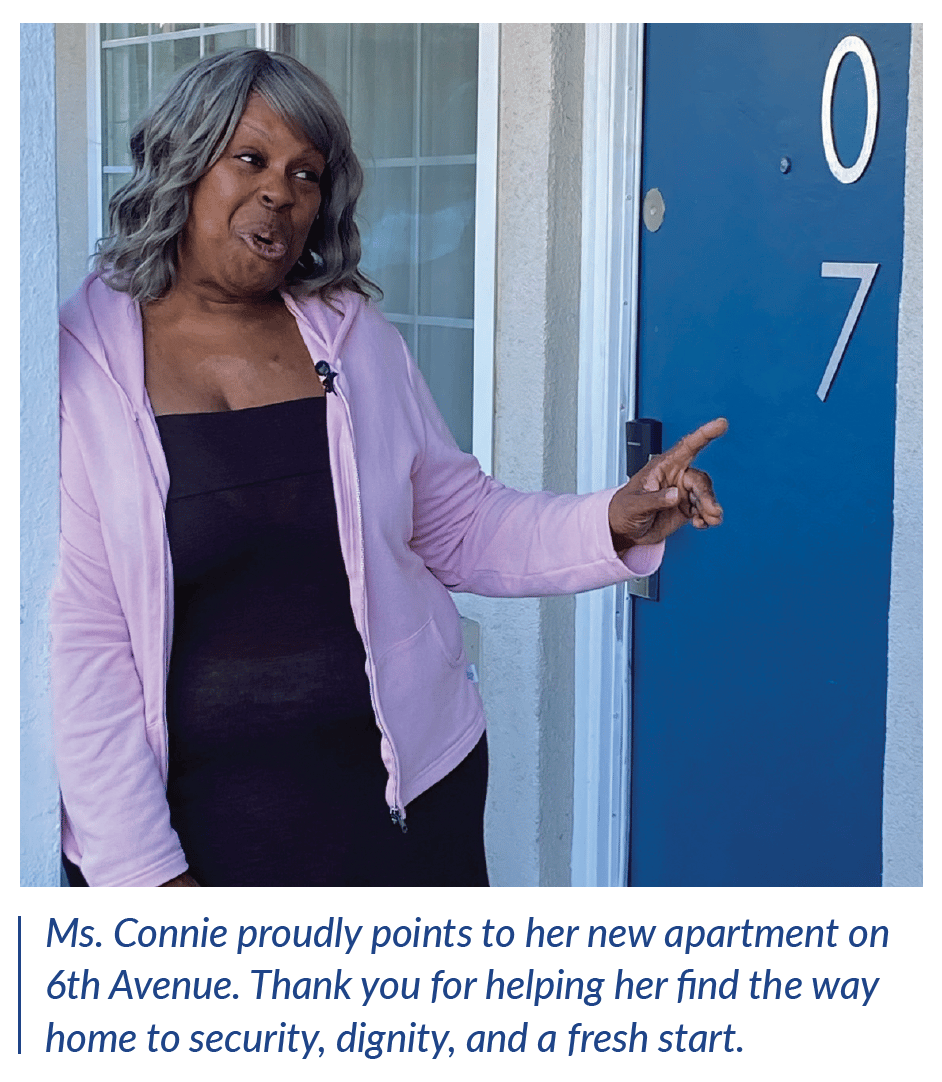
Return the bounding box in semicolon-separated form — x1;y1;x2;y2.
626;418;662;601
460;616;481;686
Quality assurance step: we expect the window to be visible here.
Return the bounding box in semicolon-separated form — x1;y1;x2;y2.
93;23;494;459
98;24;259;228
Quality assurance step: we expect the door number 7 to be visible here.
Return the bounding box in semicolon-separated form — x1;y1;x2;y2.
817;262;879;401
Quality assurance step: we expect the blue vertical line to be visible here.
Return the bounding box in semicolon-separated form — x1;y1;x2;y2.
18;915;22;1053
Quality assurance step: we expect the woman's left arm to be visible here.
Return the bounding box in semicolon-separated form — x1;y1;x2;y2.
403;347;683;597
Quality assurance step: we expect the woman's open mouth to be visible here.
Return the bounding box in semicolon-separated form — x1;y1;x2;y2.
239;230;289;262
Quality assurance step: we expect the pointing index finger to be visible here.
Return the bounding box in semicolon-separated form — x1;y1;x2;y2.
664;417;728;467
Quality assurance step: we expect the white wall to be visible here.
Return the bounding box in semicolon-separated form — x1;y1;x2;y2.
20;23;61;886
883;23;923;887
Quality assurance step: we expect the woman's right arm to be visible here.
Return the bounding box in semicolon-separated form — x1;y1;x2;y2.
52;403;190;888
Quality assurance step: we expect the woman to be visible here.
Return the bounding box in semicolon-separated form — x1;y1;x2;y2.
54;48;725;887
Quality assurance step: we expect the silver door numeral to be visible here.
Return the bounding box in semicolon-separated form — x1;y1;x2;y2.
822;35;878;184
817;262;879;401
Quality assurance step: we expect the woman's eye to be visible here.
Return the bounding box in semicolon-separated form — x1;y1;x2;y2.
295;169;321;184
236;153;263;166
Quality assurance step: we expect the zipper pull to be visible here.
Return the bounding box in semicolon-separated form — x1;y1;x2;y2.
389;807;408;834
315;360;337;393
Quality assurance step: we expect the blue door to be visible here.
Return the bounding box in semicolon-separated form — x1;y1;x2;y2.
630;24;911;885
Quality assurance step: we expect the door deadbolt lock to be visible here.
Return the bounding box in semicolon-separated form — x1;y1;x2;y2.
626;418;662;601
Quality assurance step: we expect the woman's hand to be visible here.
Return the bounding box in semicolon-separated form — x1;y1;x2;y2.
609;418;728;552
160;872;201;887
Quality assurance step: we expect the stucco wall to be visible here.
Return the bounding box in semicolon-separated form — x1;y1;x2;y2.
56;24;90;300
883;23;922;887
457;24;585;886
21;23;61;886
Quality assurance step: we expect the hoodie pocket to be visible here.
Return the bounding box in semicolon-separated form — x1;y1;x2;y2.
373;615;478;786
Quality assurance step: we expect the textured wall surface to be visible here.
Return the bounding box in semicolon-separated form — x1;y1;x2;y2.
56;24;90;300
21;23;61;886
883;23;923;887
457;24;584;886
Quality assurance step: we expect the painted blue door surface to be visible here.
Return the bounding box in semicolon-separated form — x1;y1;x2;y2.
630;24;911;885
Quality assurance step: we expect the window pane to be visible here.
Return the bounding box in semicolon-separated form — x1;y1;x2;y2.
282;25;351;106
418;164;476;320
102;24;149;41
358;165;415;315
418;325;474;453
205;30;256;55
151;23;199;34
101;44;148;168
152;37;201;103
349;24;416;161
421;24;478;157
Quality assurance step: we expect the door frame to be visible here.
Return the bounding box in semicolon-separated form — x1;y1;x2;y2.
571;23;644;887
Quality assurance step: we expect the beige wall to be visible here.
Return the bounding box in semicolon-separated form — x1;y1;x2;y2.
457;24;585;886
56;23;91;300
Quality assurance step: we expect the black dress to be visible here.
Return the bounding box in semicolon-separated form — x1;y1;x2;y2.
150;396;488;887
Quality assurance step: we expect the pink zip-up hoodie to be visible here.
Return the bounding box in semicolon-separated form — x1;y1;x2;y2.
53;273;663;886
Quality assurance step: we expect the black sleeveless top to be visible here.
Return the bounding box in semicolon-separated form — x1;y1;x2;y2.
154;396;488;887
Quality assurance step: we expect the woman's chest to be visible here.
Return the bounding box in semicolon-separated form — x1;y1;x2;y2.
142;302;325;415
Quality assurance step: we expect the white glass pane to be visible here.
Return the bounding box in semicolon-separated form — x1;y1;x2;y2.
418;164;476;319
206;30;256;55
152;37;201;103
420;24;478;157
349;24;416;161
358;165;414;314
101;44;148;167
102;24;149;41
418;325;474;453
283;25;351;108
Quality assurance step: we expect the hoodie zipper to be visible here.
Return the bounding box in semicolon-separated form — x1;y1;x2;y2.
132;410;173;779
326;364;407;831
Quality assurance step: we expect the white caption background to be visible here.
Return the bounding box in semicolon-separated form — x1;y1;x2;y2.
16;886;934;1080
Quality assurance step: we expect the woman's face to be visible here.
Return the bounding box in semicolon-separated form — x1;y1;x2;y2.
177;93;326;301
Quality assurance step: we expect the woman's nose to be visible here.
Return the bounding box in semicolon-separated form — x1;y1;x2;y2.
259;170;294;209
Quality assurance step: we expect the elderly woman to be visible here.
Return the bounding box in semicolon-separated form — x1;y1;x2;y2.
54;48;725;888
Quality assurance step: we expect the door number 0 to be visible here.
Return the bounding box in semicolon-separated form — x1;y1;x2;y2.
822;35;878;184
817;262;879;401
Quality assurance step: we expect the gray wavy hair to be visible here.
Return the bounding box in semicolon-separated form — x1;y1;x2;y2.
95;47;378;303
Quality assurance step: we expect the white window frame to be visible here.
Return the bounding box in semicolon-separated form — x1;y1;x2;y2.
86;21;497;470
471;23;498;473
572;23;645;887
